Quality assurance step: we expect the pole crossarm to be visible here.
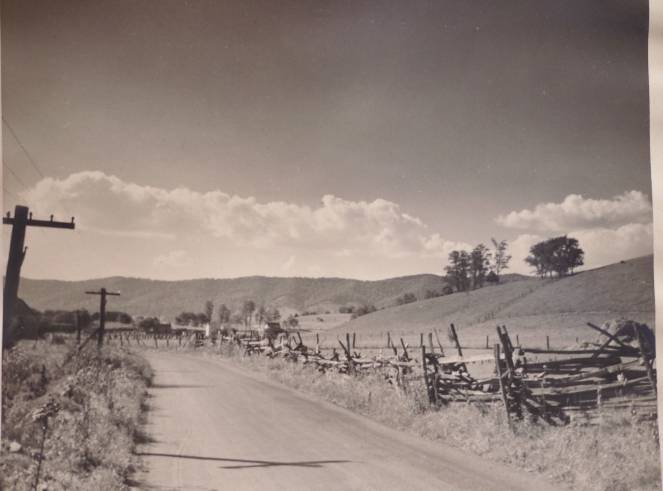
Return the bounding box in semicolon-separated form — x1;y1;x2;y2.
3;211;75;229
86;288;121;349
3;205;76;350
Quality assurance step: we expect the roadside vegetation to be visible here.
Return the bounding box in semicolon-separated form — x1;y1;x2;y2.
1;338;153;490
204;343;660;491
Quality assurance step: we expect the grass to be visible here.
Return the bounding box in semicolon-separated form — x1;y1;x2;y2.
314;255;654;353
199;343;660;491
1;337;153;491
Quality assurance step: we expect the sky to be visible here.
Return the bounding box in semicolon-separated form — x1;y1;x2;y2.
1;0;654;280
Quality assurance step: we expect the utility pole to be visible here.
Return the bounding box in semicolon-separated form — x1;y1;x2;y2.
3;205;75;350
85;288;120;349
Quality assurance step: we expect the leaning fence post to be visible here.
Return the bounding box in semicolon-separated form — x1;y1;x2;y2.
494;344;512;430
449;323;462;357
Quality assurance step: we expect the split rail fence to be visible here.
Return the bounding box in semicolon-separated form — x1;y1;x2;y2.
102;319;657;426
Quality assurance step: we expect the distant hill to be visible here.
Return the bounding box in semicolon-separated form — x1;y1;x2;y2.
18;272;468;318
323;255;655;346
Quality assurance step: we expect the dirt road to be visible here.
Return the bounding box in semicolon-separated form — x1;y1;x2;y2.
136;351;561;491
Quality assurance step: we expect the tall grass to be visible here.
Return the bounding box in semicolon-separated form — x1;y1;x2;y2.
207;345;660;491
1;339;153;491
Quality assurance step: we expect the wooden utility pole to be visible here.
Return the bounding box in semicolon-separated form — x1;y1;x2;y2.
85;288;120;349
3;205;75;350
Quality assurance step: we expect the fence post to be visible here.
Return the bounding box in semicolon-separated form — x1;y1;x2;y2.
421;346;432;405
449;323;462;357
75;311;81;346
636;325;657;394
546;335;550;350
494;344;512;430
428;332;434;352
352;332;356;349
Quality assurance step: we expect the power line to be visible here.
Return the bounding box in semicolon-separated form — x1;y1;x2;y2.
2;116;74;223
2;117;45;179
3;161;28;189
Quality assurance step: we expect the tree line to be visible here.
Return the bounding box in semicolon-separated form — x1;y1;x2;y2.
444;238;512;292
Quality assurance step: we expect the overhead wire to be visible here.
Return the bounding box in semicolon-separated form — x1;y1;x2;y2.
2;116;75;231
2;117;45;179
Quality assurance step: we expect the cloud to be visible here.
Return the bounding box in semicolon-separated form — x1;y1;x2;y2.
23;171;465;260
153;250;193;268
506;224;653;275
496;191;652;232
281;255;296;272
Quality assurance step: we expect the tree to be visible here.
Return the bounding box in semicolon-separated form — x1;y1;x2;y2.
424;289;442;299
396;292;417;305
266;307;281;322
444;250;471;292
242;300;256;327
230;312;244;325
255;305;267;325
285;314;299;328
217;304;231;325
469;244;490;289
525;235;584;278
204;300;214;325
351;304;377;319
490;239;512;282
139;317;160;333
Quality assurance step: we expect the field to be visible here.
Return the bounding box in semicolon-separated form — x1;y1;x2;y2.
308;255;655;353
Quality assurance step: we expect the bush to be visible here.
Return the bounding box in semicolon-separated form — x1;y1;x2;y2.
1;341;152;490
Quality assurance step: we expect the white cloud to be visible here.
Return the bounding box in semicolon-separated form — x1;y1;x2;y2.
22;171;463;260
496;191;652;232
281;255;296;272
496;191;653;275
506;224;653;275
153;250;193;269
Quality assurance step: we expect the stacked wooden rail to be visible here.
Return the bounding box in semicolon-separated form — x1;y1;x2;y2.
421;321;657;425
104;318;657;426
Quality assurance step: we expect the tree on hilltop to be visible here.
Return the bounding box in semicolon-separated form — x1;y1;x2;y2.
445;250;471;292
525;236;584;278
489;239;512;282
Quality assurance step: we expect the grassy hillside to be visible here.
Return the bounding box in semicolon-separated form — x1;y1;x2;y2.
18;273;456;318
319;255;655;349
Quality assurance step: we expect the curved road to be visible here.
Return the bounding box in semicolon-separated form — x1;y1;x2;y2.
135;351;562;491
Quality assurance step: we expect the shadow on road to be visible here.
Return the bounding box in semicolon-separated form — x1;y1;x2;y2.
135;452;353;469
